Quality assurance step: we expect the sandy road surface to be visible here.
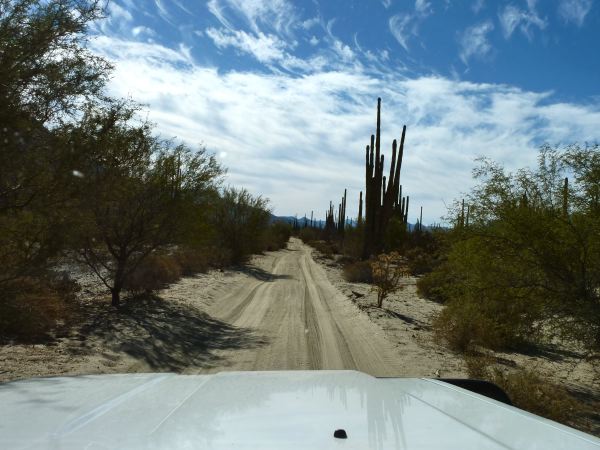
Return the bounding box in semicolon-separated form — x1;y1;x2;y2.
182;238;404;376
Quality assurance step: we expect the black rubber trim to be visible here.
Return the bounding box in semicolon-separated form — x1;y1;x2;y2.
437;379;513;405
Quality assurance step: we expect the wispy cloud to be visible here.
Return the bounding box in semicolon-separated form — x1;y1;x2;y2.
389;14;414;51
459;21;494;65
415;0;433;16
206;28;287;63
88;35;600;223
382;0;392;9
131;26;156;40
472;0;485;14
498;3;547;40
206;0;299;37
558;0;593;26
388;0;434;51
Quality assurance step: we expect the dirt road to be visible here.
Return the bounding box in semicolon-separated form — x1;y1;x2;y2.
177;238;404;376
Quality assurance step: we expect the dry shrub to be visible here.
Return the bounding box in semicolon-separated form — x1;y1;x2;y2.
310;240;338;259
174;250;209;276
124;254;182;294
433;289;535;352
263;223;292;251
298;227;320;244
464;355;578;427
433;302;501;352
406;247;437;275
370;252;407;308
343;260;373;283
0;275;80;343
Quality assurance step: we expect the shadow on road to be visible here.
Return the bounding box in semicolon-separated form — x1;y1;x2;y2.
69;295;268;371
241;265;291;282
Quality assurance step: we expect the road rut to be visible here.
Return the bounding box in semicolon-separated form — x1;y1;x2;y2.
191;238;403;376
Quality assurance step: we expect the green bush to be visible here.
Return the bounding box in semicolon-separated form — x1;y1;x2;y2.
405;247;438;275
263;222;292;251
343;260;373;283
416;265;453;303
124;254;182;294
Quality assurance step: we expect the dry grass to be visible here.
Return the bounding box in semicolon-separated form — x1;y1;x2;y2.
124;254;182;294
465;354;581;428
174;250;209;276
343;260;373;283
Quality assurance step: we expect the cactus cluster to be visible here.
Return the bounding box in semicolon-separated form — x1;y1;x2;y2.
363;98;409;257
324;189;348;237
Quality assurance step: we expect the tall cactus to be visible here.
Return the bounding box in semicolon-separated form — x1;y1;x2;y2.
363;98;408;257
562;177;569;217
358;191;363;225
363;98;407;257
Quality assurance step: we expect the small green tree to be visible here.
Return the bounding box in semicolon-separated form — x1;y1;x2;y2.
430;145;600;352
213;187;271;264
0;0;111;285
69;100;223;306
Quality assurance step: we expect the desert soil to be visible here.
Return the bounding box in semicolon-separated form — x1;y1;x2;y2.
0;238;464;381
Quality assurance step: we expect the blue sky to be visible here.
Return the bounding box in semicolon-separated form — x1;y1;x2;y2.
88;0;600;223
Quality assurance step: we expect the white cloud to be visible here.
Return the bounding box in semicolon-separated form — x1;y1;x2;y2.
498;3;547;40
388;0;434;51
302;17;320;29
472;0;485;14
309;35;319;46
389;14;413;51
382;0;392;8
206;27;288;63
132;26;156;38
87;36;600;224
207;0;299;37
332;40;355;61
459;21;494;64
558;0;593;26
415;0;432;16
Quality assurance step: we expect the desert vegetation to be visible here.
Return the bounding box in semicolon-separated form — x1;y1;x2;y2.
297;96;599;434
0;0;290;341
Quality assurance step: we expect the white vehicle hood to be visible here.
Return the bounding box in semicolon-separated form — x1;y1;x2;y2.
0;370;598;450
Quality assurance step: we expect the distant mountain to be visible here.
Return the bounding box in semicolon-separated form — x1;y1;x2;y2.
270;214;325;227
270;214;441;231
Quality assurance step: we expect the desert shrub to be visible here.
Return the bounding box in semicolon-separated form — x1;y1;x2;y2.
310;240;339;259
343;260;373;283
430;147;600;354
370;252;407;308
464;355;578;426
124;254;182;294
416;265;453;303
433;287;536;352
433;301;496;351
0;275;80;343
263;222;292;251
492;369;578;426
298;227;320;243
204;245;233;269
174;250;209;276
405;247;438;276
213;188;271;264
341;224;364;260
